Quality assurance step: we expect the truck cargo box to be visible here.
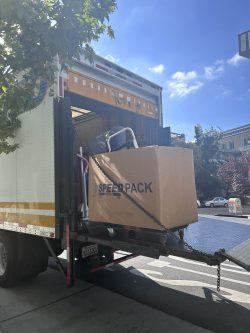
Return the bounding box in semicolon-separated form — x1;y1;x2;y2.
89;146;198;230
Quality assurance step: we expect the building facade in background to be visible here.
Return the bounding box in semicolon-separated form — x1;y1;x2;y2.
220;124;250;154
171;132;186;145
220;124;250;190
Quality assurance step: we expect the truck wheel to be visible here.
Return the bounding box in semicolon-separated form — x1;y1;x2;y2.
29;236;49;275
224;203;228;208
0;231;19;288
17;234;49;280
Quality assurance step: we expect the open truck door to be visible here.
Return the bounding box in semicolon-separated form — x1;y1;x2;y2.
54;97;75;239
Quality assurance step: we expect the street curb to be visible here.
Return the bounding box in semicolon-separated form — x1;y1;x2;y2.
216;214;250;219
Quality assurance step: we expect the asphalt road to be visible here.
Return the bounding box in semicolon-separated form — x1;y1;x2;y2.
183;215;250;254
78;216;250;333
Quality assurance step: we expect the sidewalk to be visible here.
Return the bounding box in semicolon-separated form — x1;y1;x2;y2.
0;268;211;333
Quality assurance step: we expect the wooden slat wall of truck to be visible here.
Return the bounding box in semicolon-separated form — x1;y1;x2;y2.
65;70;158;119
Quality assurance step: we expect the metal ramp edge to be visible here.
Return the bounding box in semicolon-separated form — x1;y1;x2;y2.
219;239;250;271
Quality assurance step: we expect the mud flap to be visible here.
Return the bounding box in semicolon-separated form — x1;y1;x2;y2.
218;239;250;271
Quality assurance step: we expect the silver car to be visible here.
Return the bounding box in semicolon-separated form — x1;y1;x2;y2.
205;197;228;208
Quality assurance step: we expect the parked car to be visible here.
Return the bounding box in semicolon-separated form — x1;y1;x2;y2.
205;197;228;208
197;199;201;207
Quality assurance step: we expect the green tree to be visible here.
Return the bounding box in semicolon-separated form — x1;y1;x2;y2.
193;125;223;200
0;0;116;154
172;125;223;200
194;124;203;146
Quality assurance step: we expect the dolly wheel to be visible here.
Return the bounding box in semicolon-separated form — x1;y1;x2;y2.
178;229;184;241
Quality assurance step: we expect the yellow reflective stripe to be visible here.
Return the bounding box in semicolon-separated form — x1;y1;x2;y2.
0;212;55;228
0;202;55;210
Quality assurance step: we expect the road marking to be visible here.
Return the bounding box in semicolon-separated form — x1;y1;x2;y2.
167;256;250;276
222;262;245;270
169;256;244;269
221;267;250;275
150;260;170;268
130;268;250;304
147;260;250;286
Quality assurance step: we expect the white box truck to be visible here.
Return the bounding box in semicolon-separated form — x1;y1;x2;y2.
0;55;248;288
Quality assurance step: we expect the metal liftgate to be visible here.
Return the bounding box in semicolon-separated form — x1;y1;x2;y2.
220;239;250;271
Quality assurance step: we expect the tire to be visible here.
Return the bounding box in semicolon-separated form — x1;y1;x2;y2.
17;234;49;280
210;203;214;208
0;231;49;288
0;231;19;288
224;203;228;208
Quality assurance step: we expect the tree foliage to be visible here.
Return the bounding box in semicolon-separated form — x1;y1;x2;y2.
173;125;223;200
0;0;116;154
218;153;250;201
193;125;223;200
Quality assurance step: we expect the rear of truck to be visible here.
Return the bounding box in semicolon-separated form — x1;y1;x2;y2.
0;55;171;286
54;56;198;283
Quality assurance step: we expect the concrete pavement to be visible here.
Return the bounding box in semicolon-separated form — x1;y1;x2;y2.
0;268;211;333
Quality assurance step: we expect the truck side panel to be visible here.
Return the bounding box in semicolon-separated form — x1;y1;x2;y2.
0;94;56;238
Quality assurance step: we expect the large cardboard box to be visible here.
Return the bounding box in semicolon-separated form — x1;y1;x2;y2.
88;146;198;230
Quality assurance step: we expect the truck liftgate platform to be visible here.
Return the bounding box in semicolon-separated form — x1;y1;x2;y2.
53;128;250;291
53;216;250;292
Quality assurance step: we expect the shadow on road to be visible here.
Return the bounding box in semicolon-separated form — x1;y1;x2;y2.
83;264;249;333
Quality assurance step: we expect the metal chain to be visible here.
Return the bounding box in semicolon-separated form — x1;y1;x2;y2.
217;263;221;292
91;154;222;290
174;234;215;265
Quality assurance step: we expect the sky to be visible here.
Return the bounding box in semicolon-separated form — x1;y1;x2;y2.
93;0;250;140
